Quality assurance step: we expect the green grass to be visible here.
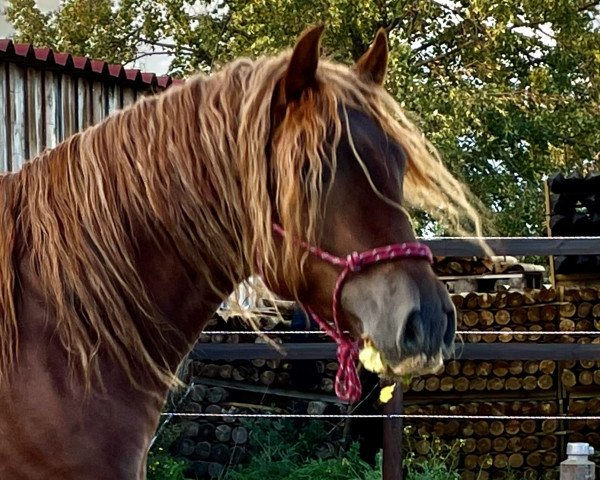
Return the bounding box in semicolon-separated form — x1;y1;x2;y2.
147;424;189;480
149;419;529;480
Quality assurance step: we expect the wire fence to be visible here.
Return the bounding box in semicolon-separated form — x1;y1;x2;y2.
159;412;600;421
200;330;600;336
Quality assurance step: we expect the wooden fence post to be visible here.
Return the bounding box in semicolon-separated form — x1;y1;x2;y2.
560;442;595;480
382;381;403;480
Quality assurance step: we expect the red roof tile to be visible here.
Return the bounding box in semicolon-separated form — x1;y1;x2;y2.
71;56;88;69
13;43;32;56
140;72;156;84
0;39;180;90
53;52;71;66
34;47;52;62
108;64;123;78
125;68;140;81
0;39;14;53
90;59;106;74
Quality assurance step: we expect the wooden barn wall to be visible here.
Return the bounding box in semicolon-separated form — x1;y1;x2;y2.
0;60;142;172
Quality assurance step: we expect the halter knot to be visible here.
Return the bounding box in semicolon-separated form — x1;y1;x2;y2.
333;338;361;403
346;251;364;272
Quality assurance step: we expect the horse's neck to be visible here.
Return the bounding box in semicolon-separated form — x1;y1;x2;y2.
132;233;231;371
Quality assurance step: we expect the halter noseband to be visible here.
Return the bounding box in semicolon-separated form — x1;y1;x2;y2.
272;223;433;403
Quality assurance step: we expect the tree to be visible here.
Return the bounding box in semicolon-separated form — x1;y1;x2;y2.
5;0;600;236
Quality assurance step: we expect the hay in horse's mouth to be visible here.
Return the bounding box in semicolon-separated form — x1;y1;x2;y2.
358;337;444;378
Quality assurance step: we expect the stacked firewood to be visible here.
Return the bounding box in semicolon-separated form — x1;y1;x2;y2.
167;307;349;478
433;257;494;276
566;396;600;448
433;256;540;277
175;385;250;479
171;382;347;478
452;287;600;344
403;287;600;478
454;288;557;339
403;288;564;395
404;401;560;480
404;358;557;394
199;310;332;344
190;358;340;394
560;358;600;391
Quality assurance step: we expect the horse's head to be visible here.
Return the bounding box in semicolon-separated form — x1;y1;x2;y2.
261;26;465;385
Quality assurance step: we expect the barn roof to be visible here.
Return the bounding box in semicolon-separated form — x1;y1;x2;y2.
0;39;184;90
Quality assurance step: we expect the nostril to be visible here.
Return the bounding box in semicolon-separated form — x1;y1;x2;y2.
443;308;457;347
401;310;424;354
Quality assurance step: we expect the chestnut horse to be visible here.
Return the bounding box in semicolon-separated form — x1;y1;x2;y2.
0;26;480;479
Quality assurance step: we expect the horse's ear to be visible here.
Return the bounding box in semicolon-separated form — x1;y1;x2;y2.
282;25;324;102
354;28;388;85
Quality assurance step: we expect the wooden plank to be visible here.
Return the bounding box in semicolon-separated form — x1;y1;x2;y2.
191;342;600;361
382;381;403;480
122;88;135;108
0;62;8;171
9;63;27;169
61;75;76;138
544;181;557;287
422;237;600;257
91;81;105;124
26;68;44;158
438;273;524;281
456;343;600;361
77;77;92;131
404;389;558;406
44;71;58;148
191;342;336;361
106;83;119;116
195;377;344;404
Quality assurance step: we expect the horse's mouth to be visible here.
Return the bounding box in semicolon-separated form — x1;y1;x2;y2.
358;336;444;379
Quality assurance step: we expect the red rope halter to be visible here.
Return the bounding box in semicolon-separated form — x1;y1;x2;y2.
272;223;433;403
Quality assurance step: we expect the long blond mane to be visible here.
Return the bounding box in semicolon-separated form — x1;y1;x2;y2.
0;50;482;390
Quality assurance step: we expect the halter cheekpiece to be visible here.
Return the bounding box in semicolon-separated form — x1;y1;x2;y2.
272;223;433;403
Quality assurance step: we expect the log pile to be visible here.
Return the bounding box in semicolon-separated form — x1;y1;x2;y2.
404;358;557;395
452;287;600;344
404;286;600;478
169;381;348;478
405;400;560;480
433;256;538;277
175;387;250;479
190;357;340;394
169;313;347;478
404;289;566;395
452;289;560;343
433;257;495;276
566;396;600;449
433;256;545;292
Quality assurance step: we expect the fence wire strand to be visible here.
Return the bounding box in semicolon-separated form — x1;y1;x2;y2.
200;329;600;336
159;412;600;421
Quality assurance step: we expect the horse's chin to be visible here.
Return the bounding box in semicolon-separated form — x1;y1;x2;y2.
388;352;445;377
359;336;445;380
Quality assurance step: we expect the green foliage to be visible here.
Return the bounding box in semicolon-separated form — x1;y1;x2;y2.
222;420;519;480
147;449;188;480
147;424;189;480
6;0;600;236
5;0;139;62
403;430;522;480
404;430;463;480
221;419;380;479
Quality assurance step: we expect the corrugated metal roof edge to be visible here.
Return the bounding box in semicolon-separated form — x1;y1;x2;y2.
0;39;185;90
